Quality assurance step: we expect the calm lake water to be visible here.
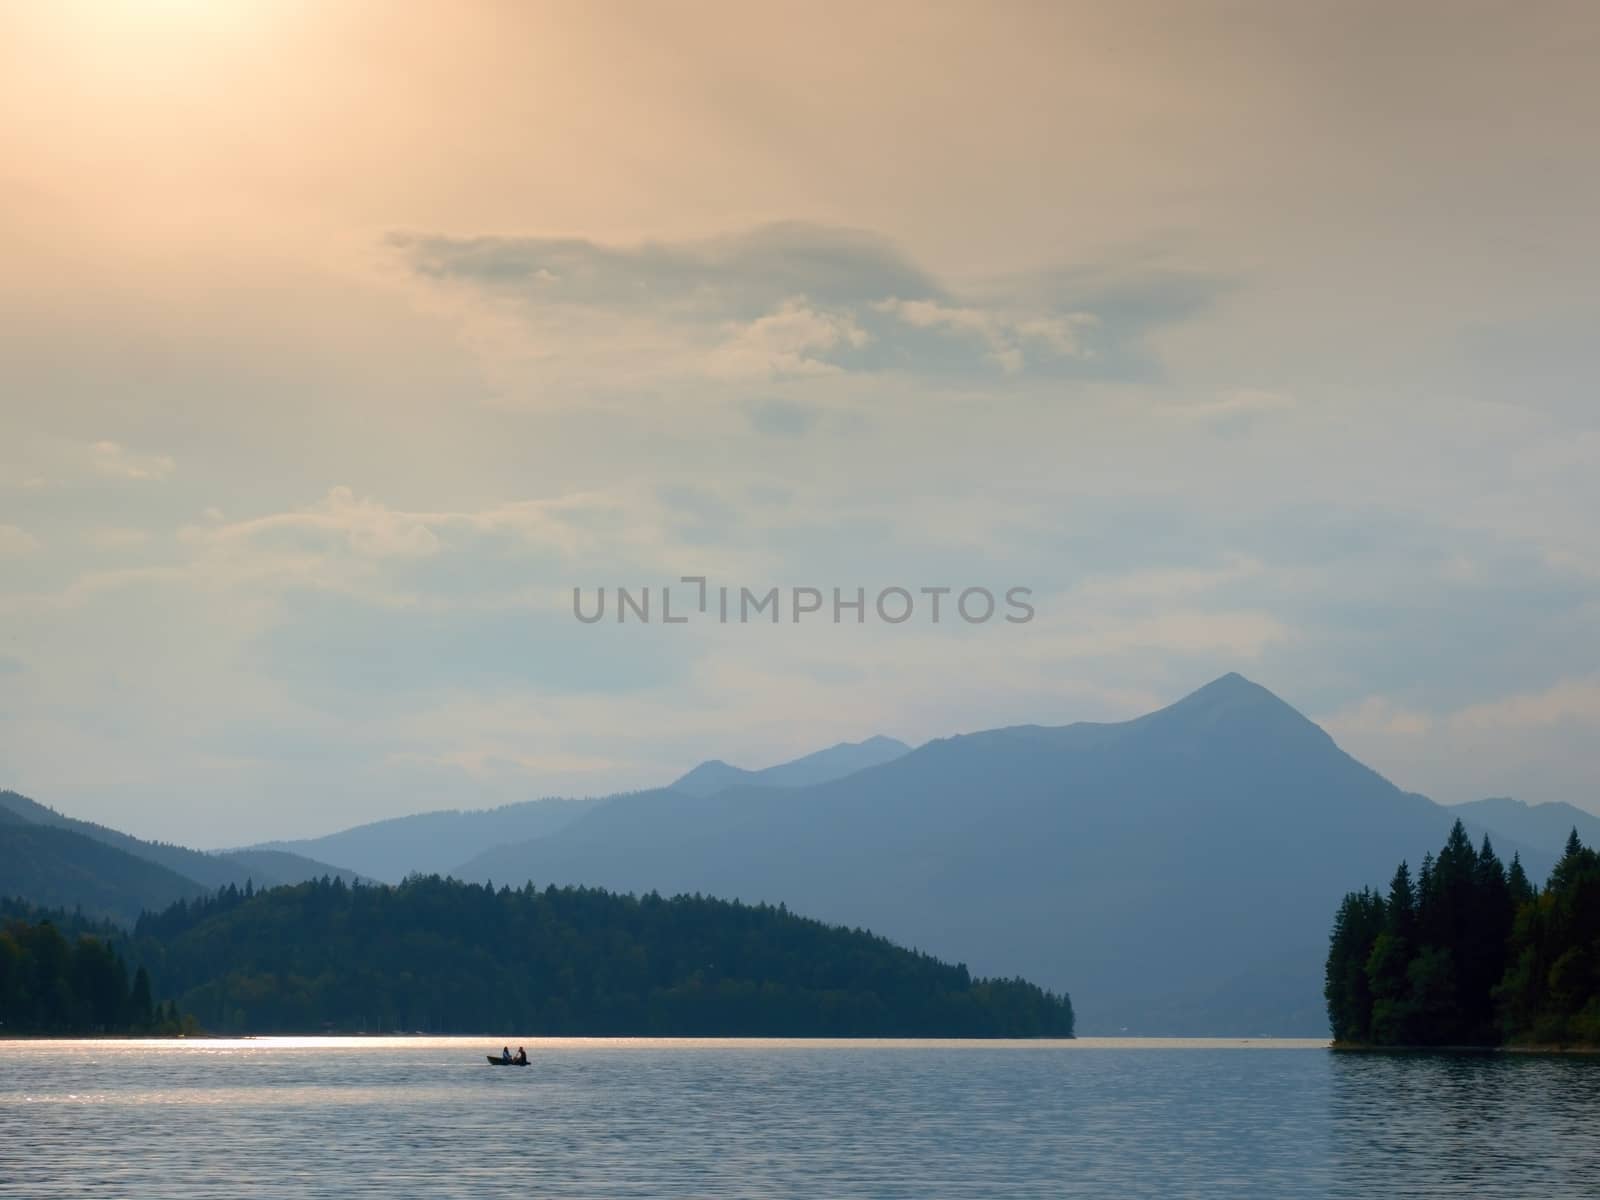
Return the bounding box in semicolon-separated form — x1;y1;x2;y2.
2;1037;1597;1198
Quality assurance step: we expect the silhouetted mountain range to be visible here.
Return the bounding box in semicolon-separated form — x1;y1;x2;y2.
247;797;602;884
242;737;913;884
452;674;1553;1035
0;823;207;924
0;790;362;922
4;675;1571;1034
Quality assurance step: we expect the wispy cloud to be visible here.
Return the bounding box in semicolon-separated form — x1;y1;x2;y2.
389;222;939;317
389;223;1220;390
0;438;175;489
709;299;870;378
875;298;1097;373
3;0;1598;840
179;486;656;566
90;440;175;482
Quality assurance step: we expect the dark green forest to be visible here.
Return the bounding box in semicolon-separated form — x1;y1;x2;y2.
126;875;1073;1037
1326;820;1600;1046
0;902;187;1035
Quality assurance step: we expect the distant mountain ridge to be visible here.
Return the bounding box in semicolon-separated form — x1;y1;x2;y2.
1449;796;1600;858
452;674;1550;1036
671;735;912;797
6;677;1561;1035
0;791;359;891
247;737;913;884
246;797;604;884
0;790;363;922
0;822;207;924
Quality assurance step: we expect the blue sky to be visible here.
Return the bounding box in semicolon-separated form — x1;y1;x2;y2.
1;1;1597;843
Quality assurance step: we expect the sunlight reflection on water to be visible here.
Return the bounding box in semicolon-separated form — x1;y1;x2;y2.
2;1038;1595;1198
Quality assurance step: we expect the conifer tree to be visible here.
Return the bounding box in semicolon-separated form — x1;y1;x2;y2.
1385;861;1416;939
1507;854;1535;907
1325;889;1384;1041
1361;861;1418;1042
130;965;154;1029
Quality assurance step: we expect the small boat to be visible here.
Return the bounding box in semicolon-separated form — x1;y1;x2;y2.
486;1055;530;1066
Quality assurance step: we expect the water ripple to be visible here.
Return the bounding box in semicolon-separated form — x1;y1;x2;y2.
1;1038;1595;1198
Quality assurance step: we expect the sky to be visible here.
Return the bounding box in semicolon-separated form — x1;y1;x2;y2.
1;0;1597;845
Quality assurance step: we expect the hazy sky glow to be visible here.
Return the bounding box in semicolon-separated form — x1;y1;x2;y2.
2;1;1597;844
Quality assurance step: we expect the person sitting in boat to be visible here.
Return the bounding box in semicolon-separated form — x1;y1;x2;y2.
501;1046;512;1064
513;1047;528;1065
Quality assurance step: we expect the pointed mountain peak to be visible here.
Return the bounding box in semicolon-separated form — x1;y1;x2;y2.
669;759;746;795
1190;671;1266;698
1179;672;1292;708
856;735;911;752
1143;672;1329;742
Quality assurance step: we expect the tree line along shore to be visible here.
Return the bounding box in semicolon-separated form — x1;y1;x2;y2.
1327;821;1600;1048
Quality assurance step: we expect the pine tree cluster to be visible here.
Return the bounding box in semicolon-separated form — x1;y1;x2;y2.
1327;820;1600;1046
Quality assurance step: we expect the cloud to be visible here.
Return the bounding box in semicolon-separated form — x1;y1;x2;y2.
1323;696;1435;739
90;440;175;481
1320;677;1600;809
390;222;1219;390
875;298;1096;373
709;299;870;378
0;524;40;555
1450;678;1600;733
1050;609;1293;660
185;486;666;568
188;486;442;560
389;222;940;318
140;483;762;618
0;438;175;489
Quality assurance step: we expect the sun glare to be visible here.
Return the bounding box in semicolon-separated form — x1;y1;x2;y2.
36;0;278;61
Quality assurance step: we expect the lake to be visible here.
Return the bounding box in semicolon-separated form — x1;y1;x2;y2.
2;1038;1596;1197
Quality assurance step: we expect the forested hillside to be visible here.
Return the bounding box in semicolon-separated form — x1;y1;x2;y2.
132;876;1074;1037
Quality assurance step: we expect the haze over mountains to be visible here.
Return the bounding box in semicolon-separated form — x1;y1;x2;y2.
251;736;913;883
1446;796;1600;858
249;798;603;885
0;790;363;923
5;675;1589;1035
670;736;911;798
451;675;1559;1035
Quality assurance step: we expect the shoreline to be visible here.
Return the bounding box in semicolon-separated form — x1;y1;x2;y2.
1331;1041;1600;1055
